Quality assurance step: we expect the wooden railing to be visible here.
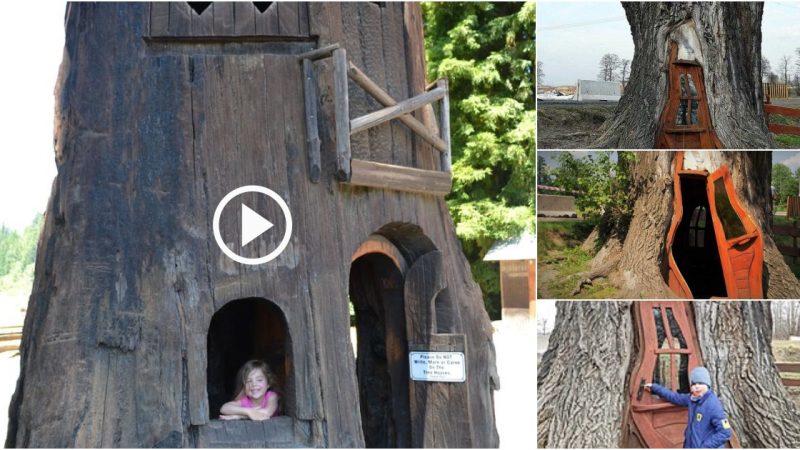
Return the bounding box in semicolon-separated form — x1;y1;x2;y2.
298;43;452;196
0;325;22;353
777;362;800;387
764;101;800;137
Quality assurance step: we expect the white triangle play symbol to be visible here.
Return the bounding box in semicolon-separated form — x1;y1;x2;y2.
241;203;274;247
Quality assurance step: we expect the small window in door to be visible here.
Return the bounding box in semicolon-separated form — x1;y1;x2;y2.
713;178;747;239
688;206;707;248
675;73;701;126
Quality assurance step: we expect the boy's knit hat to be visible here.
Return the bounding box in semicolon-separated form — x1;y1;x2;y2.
690;366;712;387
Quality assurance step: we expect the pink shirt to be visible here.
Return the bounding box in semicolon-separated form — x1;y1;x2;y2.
240;390;278;410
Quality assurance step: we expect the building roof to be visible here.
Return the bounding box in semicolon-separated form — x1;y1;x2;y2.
483;231;536;261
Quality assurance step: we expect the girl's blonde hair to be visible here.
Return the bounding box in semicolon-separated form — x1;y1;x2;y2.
233;359;277;400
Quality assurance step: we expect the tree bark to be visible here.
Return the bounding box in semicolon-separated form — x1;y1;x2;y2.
586;150;800;299
537;301;635;448
593;2;775;149
694;302;800;448
538;301;800;448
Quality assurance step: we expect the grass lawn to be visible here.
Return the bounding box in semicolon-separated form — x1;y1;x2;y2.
537;220;617;299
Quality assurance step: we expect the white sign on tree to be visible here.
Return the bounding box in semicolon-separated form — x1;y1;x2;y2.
409;351;466;382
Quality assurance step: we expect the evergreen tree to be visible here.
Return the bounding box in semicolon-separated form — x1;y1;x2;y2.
423;2;535;318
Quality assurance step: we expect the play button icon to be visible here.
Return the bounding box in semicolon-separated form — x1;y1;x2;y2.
241;204;274;247
212;185;293;265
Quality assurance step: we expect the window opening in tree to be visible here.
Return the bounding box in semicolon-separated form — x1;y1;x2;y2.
713;178;747;240
207;298;291;420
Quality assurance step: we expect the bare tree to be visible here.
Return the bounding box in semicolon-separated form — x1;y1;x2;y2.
762;56;772;83
597;53;621;82
618;58;631;88
779;55;792;84
537;60;545;86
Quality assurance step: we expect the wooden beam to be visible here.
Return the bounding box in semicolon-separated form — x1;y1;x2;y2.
777;244;800;257
764;103;800;118
345;159;452;195
296;43;340;62
302;58;321;183
782;378;800;387
437;78;451;173
772;225;800;237
347;62;447;152
776;362;800;372
332;48;351;181
350;87;445;136
768;123;800;136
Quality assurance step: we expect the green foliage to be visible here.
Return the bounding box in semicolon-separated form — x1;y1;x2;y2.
550;152;634;231
0;214;43;294
773;163;799;208
423;2;535;318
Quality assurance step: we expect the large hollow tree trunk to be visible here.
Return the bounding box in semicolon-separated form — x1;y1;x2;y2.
538;301;800;448
586;151;800;299
593;2;775;149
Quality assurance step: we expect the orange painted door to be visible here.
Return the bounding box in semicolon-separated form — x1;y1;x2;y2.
629;302;701;448
706;166;764;299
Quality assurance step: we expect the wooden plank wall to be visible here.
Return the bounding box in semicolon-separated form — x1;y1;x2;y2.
149;2;309;38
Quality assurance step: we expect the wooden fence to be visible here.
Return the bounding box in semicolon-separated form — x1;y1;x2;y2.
764;101;800;137
764;83;790;99
774;217;800;262
778;362;800;387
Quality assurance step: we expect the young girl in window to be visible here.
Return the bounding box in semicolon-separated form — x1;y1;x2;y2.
219;360;280;421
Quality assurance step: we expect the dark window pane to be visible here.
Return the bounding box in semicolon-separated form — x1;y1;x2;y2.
714;178;747;239
680;74;687;97
665;308;688;349
678;354;690;393
676;100;688;125
688;74;698;97
698;207;706;228
654;307;666;347
689;229;696;247
691;99;699;124
690;206;700;226
698;229;705;247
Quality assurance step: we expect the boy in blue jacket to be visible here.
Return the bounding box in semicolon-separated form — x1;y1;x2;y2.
645;366;732;448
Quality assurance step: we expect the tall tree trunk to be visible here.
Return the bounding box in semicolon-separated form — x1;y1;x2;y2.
694;302;800;448
538;301;800;448
593;2;775;149
586;151;800;299
537;302;634;448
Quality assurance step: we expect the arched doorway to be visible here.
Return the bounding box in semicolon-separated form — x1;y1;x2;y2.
349;235;412;448
206;298;292;419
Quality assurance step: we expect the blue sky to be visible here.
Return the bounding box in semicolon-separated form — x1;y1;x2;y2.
538;1;800;86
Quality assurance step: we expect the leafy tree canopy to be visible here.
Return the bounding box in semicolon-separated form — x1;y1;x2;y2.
423;2;535;318
773;163;798;208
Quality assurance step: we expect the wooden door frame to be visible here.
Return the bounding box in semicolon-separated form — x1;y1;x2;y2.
656;42;723;149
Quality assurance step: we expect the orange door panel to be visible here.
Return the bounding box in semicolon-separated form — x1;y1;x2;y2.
706;166;764;299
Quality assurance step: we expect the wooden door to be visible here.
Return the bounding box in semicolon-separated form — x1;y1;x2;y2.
656;43;722;149
706;166;764;299
629;302;701;448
